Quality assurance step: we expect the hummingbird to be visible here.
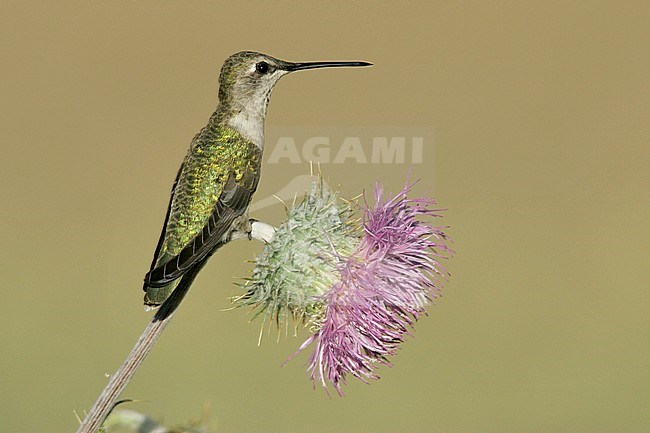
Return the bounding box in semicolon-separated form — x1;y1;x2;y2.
142;51;371;308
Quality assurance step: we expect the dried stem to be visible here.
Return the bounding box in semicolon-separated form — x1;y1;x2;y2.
74;282;188;433
75;221;276;433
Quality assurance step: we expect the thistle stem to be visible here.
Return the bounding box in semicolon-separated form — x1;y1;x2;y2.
75;220;276;433
75;282;188;433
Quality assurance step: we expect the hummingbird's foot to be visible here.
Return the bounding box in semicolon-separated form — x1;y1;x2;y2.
250;220;277;243
229;214;251;240
247;218;258;241
229;218;277;243
242;218;257;241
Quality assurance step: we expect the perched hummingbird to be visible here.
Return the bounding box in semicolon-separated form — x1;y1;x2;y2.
143;51;371;308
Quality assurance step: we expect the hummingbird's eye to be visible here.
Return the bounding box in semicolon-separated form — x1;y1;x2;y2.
255;62;270;74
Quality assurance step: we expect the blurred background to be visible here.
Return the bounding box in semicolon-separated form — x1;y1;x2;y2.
0;2;648;432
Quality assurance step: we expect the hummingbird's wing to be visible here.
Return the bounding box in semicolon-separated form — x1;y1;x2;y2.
144;167;258;287
145;165;184;277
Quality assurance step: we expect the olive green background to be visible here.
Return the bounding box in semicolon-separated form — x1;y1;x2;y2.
1;2;648;432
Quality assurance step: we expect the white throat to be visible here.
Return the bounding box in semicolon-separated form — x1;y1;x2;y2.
228;110;265;149
224;69;288;149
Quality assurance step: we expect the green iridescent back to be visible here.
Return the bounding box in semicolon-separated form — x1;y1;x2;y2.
144;122;261;306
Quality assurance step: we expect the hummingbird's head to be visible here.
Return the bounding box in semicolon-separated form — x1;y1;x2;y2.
217;51;371;146
218;51;288;109
218;51;371;115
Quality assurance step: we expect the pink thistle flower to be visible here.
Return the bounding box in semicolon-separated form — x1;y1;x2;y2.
300;181;452;395
239;177;452;395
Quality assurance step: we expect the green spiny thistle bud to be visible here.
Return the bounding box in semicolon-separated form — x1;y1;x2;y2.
235;178;359;333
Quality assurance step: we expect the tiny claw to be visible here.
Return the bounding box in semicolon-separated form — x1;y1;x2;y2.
248;218;259;241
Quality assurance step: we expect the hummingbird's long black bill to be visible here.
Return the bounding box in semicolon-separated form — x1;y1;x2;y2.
285;61;372;71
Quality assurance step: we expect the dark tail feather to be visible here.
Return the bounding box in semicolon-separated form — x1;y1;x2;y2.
145;243;224;316
151;258;208;320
